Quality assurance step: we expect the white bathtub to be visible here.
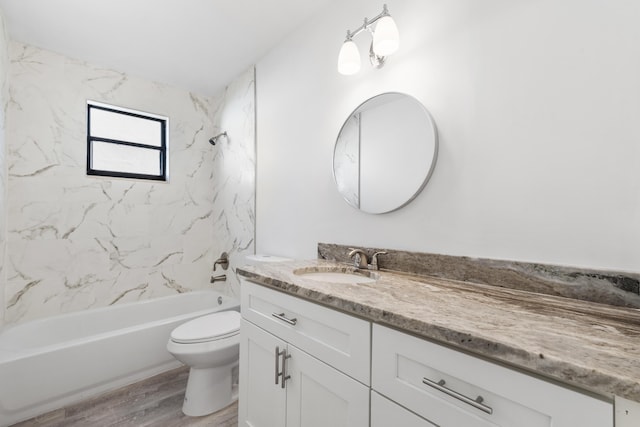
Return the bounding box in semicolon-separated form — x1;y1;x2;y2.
0;290;239;426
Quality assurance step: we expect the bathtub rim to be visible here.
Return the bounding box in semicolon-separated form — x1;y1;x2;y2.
0;290;239;361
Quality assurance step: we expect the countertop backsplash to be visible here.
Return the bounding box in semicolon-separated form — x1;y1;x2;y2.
318;243;640;309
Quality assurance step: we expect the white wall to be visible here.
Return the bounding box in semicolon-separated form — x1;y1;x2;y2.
256;0;640;272
5;43;254;324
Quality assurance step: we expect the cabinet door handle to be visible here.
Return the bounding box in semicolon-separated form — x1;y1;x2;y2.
275;346;285;385
272;312;298;326
422;377;493;415
281;349;291;389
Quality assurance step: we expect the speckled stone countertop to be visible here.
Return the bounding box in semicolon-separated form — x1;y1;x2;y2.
238;259;640;403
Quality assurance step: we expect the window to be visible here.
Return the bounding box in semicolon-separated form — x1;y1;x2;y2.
87;101;168;181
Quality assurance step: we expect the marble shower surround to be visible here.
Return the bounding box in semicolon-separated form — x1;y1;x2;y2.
4;42;255;325
0;11;8;329
208;67;256;299
318;243;640;308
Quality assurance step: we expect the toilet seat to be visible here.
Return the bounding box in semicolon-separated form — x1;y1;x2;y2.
171;311;240;344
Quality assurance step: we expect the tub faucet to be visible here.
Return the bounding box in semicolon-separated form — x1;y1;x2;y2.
210;274;226;283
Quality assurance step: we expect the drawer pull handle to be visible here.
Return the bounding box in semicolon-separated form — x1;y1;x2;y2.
272;312;298;325
422;377;493;415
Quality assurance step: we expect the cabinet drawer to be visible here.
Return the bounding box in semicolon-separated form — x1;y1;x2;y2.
372;324;612;427
241;279;370;384
371;391;436;427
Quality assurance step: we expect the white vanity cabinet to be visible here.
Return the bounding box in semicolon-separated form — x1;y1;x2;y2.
372;324;614;427
239;280;370;427
239;278;617;427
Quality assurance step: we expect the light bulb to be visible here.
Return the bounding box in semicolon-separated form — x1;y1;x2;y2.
373;15;399;56
338;39;361;75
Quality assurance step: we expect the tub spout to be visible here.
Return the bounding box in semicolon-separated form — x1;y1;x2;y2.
210;274;226;283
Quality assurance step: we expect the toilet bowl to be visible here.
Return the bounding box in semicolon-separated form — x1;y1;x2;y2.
167;310;241;417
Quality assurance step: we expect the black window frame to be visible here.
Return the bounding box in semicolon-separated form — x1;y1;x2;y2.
86;102;168;181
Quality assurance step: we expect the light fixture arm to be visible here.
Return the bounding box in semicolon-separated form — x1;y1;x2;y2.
343;4;390;41
345;29;353;41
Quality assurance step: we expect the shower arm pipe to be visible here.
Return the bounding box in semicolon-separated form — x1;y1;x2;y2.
212;131;227;140
209;131;228;145
343;4;390;41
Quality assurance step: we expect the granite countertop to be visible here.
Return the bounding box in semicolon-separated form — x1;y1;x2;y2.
238;259;640;403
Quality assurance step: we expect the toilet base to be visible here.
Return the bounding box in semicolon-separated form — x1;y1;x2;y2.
182;363;238;417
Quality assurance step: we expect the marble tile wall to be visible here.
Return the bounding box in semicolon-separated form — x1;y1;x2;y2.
318;243;640;309
4;42;255;325
208;67;256;298
0;11;8;329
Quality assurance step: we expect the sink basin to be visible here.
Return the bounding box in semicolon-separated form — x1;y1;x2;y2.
293;267;379;284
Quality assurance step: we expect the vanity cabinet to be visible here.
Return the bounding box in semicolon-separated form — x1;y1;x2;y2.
372;323;613;427
239;280;370;427
239;278;615;427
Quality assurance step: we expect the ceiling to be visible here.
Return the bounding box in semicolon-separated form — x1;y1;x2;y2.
0;0;337;96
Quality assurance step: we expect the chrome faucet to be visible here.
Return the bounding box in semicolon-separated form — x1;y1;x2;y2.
348;248;369;269
348;248;388;270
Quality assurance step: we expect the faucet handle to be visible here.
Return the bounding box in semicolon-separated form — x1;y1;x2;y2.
213;252;229;271
369;251;388;270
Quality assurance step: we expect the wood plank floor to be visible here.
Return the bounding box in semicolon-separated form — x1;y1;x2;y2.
12;367;238;427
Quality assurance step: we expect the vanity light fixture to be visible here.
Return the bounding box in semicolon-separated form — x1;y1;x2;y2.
337;4;400;75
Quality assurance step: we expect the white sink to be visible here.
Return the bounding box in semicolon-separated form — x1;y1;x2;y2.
293;268;378;284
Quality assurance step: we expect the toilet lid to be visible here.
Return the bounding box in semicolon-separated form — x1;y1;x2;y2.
171;311;240;344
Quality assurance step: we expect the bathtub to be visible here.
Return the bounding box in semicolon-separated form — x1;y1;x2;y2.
0;290;239;426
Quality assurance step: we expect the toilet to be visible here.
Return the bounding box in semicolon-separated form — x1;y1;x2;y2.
167;310;241;417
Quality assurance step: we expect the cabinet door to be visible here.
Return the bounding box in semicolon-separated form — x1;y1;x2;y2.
616;396;640;427
285;345;369;427
371;391;436;427
239;319;287;427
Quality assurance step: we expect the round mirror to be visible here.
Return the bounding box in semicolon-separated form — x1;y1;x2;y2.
333;93;438;214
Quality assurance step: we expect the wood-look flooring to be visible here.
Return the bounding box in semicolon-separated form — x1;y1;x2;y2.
12;367;238;427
